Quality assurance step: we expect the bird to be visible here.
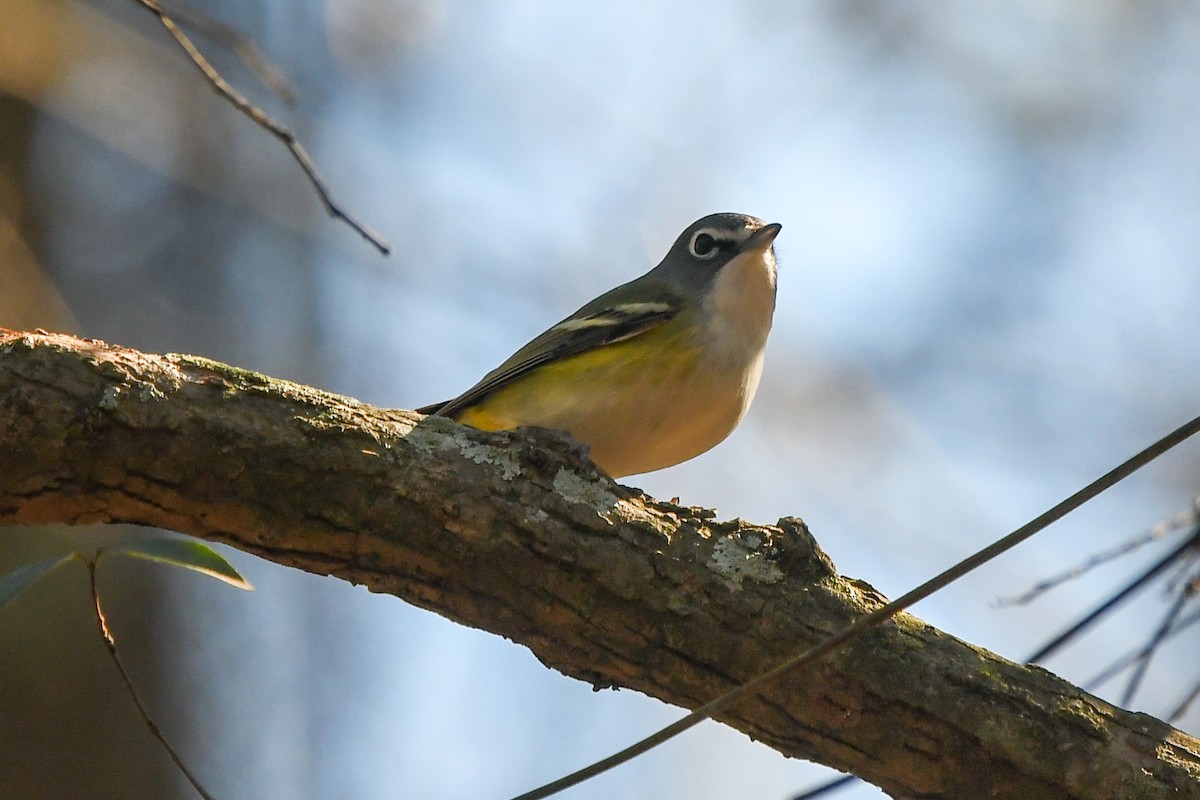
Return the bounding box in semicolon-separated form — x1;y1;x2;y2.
419;212;781;478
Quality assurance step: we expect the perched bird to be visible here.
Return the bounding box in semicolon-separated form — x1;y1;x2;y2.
420;213;781;478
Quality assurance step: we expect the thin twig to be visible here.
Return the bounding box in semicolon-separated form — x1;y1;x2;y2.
1119;576;1195;706
789;774;857;800
1024;528;1199;665
998;497;1200;606
1085;602;1200;691
155;0;298;104
1162;573;1200;721
510;415;1200;800
85;556;219;800
133;0;391;255
1169;676;1200;723
1164;546;1200;595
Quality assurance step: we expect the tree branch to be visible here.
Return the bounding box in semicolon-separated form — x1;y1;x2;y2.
0;330;1196;799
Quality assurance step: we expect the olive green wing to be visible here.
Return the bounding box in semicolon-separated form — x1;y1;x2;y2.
419;279;683;418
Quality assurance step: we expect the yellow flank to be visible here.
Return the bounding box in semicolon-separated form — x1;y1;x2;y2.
448;316;761;478
455;405;517;432
455;330;702;431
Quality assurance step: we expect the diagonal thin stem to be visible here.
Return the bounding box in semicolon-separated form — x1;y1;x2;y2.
1085;598;1200;691
789;774;858;800
154;0;298;104
86;556;218;800
132;0;390;255
1168;676;1200;723
1119;578;1195;707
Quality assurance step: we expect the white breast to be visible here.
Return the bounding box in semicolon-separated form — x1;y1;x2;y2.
701;247;777;368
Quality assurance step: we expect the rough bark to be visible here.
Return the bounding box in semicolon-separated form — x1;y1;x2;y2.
0;330;1196;800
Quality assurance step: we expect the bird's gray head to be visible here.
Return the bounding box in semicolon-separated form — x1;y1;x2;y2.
652;213;782;293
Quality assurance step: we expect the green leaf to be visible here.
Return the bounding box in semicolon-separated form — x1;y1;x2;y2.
105;538;253;591
0;554;75;613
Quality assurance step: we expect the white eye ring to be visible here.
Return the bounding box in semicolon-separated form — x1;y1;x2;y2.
688;229;721;259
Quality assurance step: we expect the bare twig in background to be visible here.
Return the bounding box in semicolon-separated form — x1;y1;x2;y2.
155;1;298;104
998;497;1200;606
1171;670;1200;723
1085;603;1200;691
789;774;857;799
1024;526;1199;664
132;0;391;255
1119;574;1195;706
1020;518;1200;725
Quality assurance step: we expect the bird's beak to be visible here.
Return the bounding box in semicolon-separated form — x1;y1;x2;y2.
745;222;782;253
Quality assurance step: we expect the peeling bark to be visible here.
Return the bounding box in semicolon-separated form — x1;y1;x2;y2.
1;330;1197;799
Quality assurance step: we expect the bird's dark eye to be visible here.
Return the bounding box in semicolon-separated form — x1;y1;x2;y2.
689;231;719;259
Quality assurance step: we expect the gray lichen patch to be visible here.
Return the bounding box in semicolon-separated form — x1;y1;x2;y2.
709;533;784;589
458;440;523;480
406;420;524;481
551;468;640;524
94;361;180;412
98;384;122;410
